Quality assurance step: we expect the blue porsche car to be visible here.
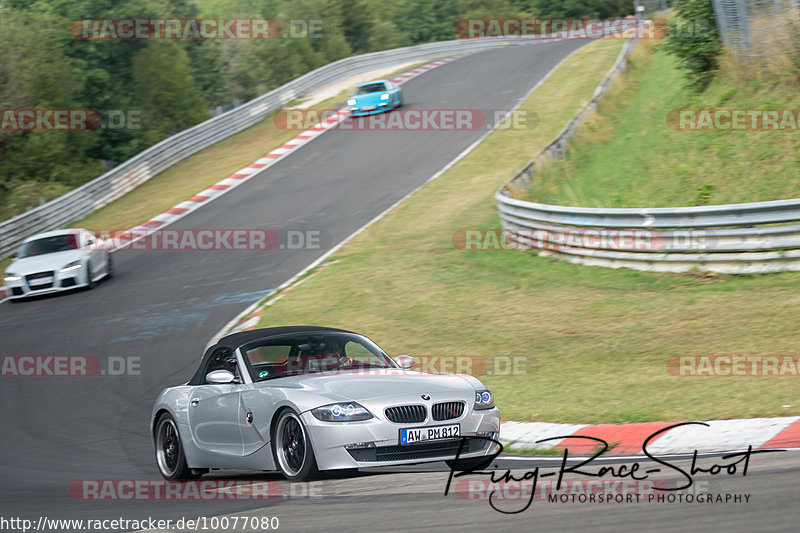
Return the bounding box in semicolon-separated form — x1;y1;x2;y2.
347;80;402;117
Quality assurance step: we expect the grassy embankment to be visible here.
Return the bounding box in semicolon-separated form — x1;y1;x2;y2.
251;37;800;423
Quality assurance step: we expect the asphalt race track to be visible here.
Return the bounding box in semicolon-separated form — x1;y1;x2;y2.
1;39;796;532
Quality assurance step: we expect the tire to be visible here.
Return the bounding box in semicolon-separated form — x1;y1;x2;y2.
155;413;197;480
395;94;402;108
273;410;320;481
445;455;494;472
105;254;114;279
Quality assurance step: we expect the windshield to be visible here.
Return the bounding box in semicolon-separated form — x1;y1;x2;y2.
243;332;395;382
356;83;387;94
19;234;78;258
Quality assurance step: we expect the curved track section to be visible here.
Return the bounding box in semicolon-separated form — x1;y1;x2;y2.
1;40;793;531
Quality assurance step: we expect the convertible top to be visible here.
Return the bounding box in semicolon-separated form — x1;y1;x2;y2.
216;326;357;350
189;326;358;385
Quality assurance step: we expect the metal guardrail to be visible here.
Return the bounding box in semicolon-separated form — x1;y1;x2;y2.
0;36;541;257
496;37;800;274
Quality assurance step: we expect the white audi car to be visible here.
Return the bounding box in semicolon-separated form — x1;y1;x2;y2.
3;229;113;300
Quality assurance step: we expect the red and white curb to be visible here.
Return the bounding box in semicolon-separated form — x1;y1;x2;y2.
500;416;800;455
196;41;800;457
111;56;467;252
0;55;466;304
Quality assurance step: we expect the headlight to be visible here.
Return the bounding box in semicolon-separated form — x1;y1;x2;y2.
380;93;390;100
60;261;82;273
347;99;356;106
3;273;20;282
311;402;373;422
474;390;495;410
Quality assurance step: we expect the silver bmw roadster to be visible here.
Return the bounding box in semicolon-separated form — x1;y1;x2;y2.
151;326;500;481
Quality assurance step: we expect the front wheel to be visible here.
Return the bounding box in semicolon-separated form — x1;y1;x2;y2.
273;410;320;481
155;413;196;480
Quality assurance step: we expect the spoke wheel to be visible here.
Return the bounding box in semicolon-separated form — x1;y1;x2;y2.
155;414;195;480
274;410;319;481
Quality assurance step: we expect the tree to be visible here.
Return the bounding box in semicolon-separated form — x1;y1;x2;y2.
659;0;722;90
132;42;209;139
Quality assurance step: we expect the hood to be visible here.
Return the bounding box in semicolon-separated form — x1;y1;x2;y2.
7;250;87;275
257;368;478;403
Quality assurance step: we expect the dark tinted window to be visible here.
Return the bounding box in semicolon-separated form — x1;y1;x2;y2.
242;332;393;381
19;234;79;258
201;347;239;384
356;83;387;94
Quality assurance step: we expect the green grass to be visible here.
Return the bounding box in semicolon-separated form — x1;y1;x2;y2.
251;37;800;424
526;39;800;207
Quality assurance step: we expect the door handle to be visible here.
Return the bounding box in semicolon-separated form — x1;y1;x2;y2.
190;398;199;406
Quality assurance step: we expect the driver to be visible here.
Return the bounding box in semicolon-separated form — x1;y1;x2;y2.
322;338;352;369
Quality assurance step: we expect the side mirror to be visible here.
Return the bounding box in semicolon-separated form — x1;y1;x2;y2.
206;369;235;384
10;252;17;259
395;355;415;370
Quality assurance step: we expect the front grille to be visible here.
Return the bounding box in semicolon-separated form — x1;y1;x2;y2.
347;437;490;462
26;271;54;290
26;271;53;280
384;405;426;424
432;401;465;421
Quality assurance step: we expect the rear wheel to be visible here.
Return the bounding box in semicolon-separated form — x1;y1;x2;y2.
273;410;320;481
105;254;114;279
155;413;197;480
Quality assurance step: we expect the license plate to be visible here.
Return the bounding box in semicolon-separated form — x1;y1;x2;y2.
29;277;53;286
400;424;460;445
361;106;376;111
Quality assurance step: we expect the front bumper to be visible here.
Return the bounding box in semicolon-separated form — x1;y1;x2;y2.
4;270;86;299
349;102;392;117
301;406;500;471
